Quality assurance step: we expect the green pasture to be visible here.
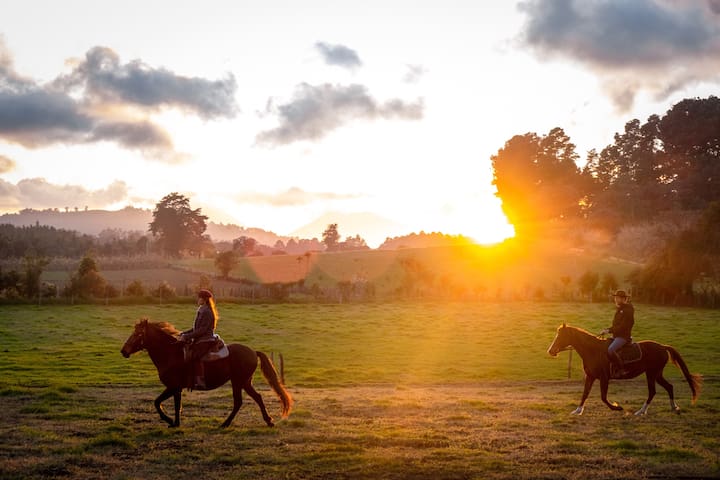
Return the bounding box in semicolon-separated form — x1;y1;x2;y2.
2;302;718;388
1;302;718;479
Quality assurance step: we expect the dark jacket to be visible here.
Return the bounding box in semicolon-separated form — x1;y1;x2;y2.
182;305;216;343
609;302;634;340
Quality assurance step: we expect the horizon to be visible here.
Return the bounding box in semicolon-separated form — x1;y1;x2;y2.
1;1;719;247
0;204;501;248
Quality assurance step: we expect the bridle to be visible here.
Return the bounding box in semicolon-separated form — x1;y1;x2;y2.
123;321;148;355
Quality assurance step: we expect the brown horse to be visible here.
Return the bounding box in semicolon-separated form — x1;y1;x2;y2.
547;323;701;415
121;319;293;428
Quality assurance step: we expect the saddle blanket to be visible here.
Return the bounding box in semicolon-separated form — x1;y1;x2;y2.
183;336;229;363
618;342;642;364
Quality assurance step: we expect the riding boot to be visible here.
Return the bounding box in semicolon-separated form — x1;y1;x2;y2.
194;361;206;389
609;351;626;377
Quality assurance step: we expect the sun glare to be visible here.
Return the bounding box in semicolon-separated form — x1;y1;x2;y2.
433;201;516;246
466;220;515;245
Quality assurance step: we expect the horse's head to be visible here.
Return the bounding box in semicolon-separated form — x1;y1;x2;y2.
547;323;572;357
121;319;148;358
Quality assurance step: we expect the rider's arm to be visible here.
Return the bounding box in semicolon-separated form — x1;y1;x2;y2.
183;308;214;340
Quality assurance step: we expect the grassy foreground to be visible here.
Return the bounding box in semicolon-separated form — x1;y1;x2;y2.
1;302;718;479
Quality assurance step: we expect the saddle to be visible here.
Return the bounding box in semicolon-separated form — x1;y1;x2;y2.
607;340;643;378
616;341;642;364
183;335;229;363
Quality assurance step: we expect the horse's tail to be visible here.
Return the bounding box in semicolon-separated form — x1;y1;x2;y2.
666;345;703;404
256;351;293;418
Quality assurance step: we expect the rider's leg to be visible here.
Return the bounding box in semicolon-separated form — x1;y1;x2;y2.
608;337;627;373
192;343;213;389
195;360;206;388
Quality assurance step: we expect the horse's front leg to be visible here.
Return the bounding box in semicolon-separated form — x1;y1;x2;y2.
572;374;595;415
155;387;181;427
173;390;183;426
599;376;623;411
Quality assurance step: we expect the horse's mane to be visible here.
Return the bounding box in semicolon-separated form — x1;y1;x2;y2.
559;324;598;338
138;319;181;338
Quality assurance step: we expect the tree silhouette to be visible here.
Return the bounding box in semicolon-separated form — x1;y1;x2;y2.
215;250;238;278
149;193;208;257
491;127;584;237
233;236;257;256
658;96;720;209
322;224;341;251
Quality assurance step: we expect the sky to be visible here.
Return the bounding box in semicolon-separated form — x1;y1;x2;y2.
1;0;719;247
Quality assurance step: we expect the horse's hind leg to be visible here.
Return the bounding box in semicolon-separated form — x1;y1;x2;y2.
634;371;658;416
655;374;680;413
220;380;244;428
244;380;274;427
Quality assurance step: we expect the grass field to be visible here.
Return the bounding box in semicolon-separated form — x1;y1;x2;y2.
1;302;718;479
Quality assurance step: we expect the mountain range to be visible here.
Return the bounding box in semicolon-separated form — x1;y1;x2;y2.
0;206;403;248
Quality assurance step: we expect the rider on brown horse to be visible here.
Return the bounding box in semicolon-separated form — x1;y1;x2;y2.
601;290;634;376
179;289;219;388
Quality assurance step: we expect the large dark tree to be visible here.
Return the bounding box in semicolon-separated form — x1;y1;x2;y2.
582;116;665;226
491;127;584;237
584;96;720;229
149;193;208;257
658;96;720;210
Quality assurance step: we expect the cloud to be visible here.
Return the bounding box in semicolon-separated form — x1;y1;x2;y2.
0;178;128;209
315;42;362;69
403;64;427;84
517;0;720;110
56;46;239;119
0;36;32;89
236;187;362;207
256;83;424;145
0;42;238;159
0;154;17;174
0;88;95;147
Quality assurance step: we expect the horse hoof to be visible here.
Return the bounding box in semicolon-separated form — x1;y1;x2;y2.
570;407;584;415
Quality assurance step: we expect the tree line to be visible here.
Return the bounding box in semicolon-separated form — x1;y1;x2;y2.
491;95;720;306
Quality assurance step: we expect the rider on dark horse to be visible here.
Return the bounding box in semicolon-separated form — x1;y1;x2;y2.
179;289;219;389
601;290;634;376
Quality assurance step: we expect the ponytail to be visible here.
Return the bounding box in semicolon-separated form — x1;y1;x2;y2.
208;297;219;329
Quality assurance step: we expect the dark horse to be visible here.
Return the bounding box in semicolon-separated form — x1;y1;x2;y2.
121;319;293;428
547;324;701;415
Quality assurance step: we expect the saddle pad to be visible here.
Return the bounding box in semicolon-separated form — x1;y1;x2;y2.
202;343;229;362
